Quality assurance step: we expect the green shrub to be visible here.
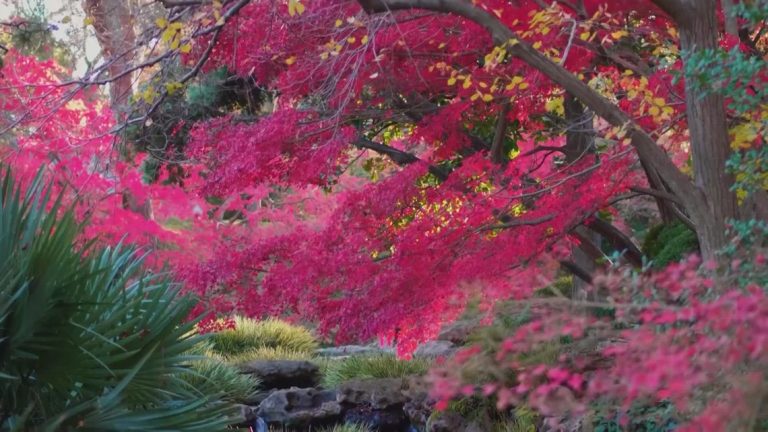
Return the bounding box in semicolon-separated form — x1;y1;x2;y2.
209;316;318;357
0;168;238;430
593;401;678;432
492;406;538;432
321;354;430;388
180;355;260;402
642;222;699;267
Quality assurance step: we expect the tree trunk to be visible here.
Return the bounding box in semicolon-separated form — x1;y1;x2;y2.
673;0;739;259
83;0;137;118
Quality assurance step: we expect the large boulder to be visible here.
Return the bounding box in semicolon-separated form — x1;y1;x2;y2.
238;360;320;389
256;387;341;428
316;345;389;358
337;378;409;410
343;405;409;431
413;340;457;359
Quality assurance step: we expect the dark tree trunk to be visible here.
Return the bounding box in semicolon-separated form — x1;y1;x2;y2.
661;0;739;259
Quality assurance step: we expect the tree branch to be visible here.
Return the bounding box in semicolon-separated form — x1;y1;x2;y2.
354;137;449;180
584;218;643;267
490;100;512;164
558;260;593;284
477;214;556;232
629;186;682;205
356;0;704;218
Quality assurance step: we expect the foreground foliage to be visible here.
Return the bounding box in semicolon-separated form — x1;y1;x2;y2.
0;169;239;431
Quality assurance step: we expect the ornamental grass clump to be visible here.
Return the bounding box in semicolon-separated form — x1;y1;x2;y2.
209;316;318;357
321;354;430;388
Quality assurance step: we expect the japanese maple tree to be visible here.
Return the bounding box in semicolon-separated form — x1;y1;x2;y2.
1;0;767;429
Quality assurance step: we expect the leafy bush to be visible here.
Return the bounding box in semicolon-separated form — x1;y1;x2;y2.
209;316;318;357
593;401;679;432
642;222;699;267
429;398;537;432
0;169;238;430
180;354;260;403
321;354;430;388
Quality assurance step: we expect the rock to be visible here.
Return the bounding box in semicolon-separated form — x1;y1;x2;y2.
427;411;468;432
316;345;388;358
239;360;320;389
256;387;341;428
428;412;486;432
338;378;408;410
231;404;257;428
413;340;457;358
403;392;433;429
243;390;273;406
343;405;408;431
437;319;480;344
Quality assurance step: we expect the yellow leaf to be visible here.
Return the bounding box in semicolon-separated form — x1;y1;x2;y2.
165;82;183;95
319;52;329;60
83;16;94;26
447;77;457;86
285;56;297;65
470;93;480;101
347;36;356;44
179;43;192;54
518;82;529;90
462;78;472;89
335;19;343;27
361;35;369;44
161;29;174;43
478;81;488;88
580;32;591;41
668;27;678;38
649;106;661;117
545;97;564;116
170;37;181;50
288;0;305;16
482;93;494;102
533;41;543;49
155;17;168;28
611;30;628;39
652;97;665;107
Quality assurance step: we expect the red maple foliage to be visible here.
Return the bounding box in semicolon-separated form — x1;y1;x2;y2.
1;0;766;429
